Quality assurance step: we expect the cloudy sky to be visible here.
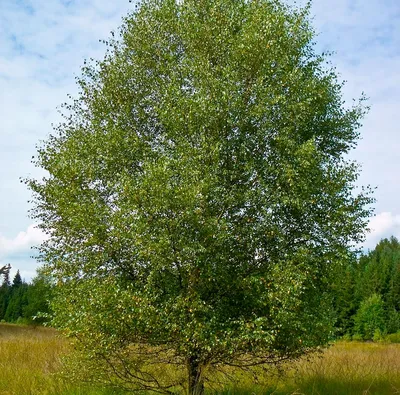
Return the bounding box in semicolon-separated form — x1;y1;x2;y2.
0;0;399;281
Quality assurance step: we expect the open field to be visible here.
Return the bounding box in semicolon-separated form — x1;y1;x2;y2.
1;323;400;394
0;323;65;395
285;341;400;394
232;341;400;394
0;323;122;395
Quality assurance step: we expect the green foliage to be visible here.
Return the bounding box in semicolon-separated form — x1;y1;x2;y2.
354;294;386;341
373;329;384;342
0;283;10;320
28;0;372;392
333;237;400;339
352;333;364;341
23;270;53;324
2;270;27;322
0;269;53;324
384;332;400;343
357;238;400;308
12;270;23;288
4;284;28;322
331;260;359;336
386;307;400;334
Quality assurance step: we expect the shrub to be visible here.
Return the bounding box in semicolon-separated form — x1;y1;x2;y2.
354;294;386;340
385;332;400;343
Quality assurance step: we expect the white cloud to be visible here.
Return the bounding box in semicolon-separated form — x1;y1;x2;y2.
0;0;133;238
364;212;400;249
0;0;133;280
0;224;48;282
0;224;47;257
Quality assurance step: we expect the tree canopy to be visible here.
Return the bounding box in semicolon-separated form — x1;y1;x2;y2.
28;0;372;393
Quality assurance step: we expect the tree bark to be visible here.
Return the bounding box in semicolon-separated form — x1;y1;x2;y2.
187;355;204;395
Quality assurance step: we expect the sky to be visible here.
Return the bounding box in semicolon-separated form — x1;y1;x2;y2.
0;0;399;281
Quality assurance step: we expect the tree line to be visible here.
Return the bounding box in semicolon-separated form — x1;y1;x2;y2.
0;265;51;325
333;236;400;340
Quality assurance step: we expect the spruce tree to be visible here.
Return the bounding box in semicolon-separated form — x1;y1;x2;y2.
12;270;22;289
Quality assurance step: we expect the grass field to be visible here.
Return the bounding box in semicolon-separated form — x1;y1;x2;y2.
258;341;400;394
1;323;400;394
0;323;121;395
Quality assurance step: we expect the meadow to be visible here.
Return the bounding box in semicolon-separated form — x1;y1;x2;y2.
1;323;400;395
0;323;118;395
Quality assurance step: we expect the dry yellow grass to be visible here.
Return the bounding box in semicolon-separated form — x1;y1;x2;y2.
0;324;118;395
285;341;400;394
214;341;400;394
0;323;67;394
1;323;400;395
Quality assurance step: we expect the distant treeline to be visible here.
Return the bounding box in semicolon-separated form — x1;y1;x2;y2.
333;236;400;340
1;237;400;338
0;267;52;325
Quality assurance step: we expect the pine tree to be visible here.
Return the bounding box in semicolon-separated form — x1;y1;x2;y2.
4;284;28;322
333;262;357;335
12;270;22;289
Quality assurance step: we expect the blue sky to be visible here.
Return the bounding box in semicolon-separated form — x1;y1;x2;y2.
0;0;399;281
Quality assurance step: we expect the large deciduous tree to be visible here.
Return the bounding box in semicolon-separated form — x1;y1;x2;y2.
28;0;373;393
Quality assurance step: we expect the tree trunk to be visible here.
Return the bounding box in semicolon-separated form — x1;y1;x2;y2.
187;355;204;395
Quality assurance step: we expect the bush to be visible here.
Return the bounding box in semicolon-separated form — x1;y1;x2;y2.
385;332;400;343
342;333;352;341
353;294;386;340
15;317;32;326
373;329;385;342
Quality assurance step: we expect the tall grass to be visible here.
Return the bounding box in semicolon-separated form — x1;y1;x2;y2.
284;341;400;395
0;323;123;395
0;323;64;394
215;341;400;394
1;323;400;394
